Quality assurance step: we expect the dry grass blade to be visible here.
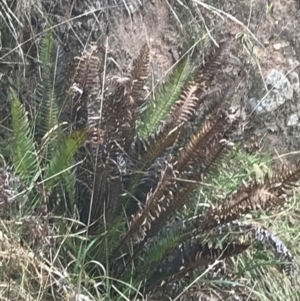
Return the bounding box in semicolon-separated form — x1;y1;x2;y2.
0;220;88;301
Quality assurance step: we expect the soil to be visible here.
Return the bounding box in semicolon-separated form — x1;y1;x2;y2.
1;0;300;164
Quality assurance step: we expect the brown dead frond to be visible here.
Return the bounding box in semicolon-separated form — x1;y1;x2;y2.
199;161;300;231
118;162;177;249
129;43;150;108
70;44;103;130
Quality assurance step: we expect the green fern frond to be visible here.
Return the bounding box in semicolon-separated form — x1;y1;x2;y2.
35;30;61;146
45;128;89;193
11;90;38;183
138;58;190;139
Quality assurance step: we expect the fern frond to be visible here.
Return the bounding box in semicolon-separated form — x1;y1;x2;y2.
164;41;230;128
45;128;89;192
116;162;177;252
142;80;201;164
35;30;60;140
129;43;150;108
89;161;123;224
147;240;249;292
172;241;249;276
170;82;200;124
199;162;300;231
272;160;300;190
135;42;230;182
200;181;280;231
127;139;237;268
127;119;237;249
71;44;102;129
177;105;237;172
102;84;133;156
194;41;231;99
146;115;238;238
138;58;190;139
11;91;38;183
106;44;150;154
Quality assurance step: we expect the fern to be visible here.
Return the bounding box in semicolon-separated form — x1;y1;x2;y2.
11;91;38;183
9;30;89;216
7;33;300;301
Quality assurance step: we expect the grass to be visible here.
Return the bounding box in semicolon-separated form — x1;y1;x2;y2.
1;146;299;300
186;147;300;300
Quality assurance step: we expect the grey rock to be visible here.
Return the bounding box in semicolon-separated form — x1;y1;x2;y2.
273;43;282;50
287;113;299;126
258;69;293;113
266;69;293;99
247;97;259;111
228;54;242;66
287;71;299;92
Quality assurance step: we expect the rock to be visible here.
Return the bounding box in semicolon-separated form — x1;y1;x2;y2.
258;69;293;113
266;69;293;99
273;43;282;50
287;71;299;92
287;113;299;126
228;54;242;66
247;97;258;111
267;124;279;132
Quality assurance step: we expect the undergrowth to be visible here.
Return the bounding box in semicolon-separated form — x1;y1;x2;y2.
1;1;300;301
